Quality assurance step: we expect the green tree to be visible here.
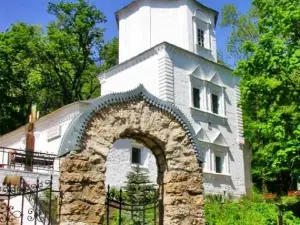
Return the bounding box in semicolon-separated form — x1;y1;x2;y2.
0;0;115;134
124;165;156;205
234;0;300;193
100;38;119;71
34;0;107;114
123;166;156;225
220;4;259;65
0;23;42;134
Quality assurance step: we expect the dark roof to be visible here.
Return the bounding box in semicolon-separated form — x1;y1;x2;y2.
115;0;219;27
58;85;202;162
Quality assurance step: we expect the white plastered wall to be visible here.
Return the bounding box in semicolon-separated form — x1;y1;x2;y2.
100;44;250;196
118;0;217;63
169;50;248;196
100;53;159;97
105;139;158;188
186;0;217;62
118;1;152;63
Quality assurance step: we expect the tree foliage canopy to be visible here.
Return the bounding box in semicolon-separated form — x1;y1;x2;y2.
224;0;300;192
0;0;118;135
100;38;118;71
36;0;107;112
0;23;42;134
124;165;156;205
220;4;259;65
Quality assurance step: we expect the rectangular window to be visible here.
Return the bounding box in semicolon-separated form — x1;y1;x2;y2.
197;29;205;47
193;88;200;109
132;147;141;165
215;156;223;173
212;94;219;114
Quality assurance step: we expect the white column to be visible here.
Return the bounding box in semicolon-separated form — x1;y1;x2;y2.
206;84;211;112
226;151;230;174
210;147;215;173
202;81;208;110
222;87;226;116
208;147;212;172
192;17;197;53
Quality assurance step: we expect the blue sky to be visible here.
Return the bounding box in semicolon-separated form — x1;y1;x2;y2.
0;0;251;64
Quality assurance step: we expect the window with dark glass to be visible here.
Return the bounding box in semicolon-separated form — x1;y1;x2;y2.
215;156;222;173
197;29;205;47
193;88;200;109
212;94;219;114
132;147;142;165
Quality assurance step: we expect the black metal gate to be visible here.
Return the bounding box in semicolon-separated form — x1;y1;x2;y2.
105;185;159;225
0;177;160;225
0;175;58;225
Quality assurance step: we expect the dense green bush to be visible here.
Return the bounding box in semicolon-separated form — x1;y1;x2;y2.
205;198;300;225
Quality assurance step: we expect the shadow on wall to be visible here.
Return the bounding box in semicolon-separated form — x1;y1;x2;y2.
204;173;236;190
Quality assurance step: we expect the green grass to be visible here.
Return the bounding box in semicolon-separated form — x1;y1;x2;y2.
204;191;300;225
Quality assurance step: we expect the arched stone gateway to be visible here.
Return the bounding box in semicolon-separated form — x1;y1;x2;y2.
57;85;205;225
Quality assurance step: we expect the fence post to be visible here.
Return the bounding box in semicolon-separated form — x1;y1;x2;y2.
154;190;157;225
118;188;122;225
48;175;53;225
34;177;39;225
1;148;4;168
142;191;146;225
20;179;26;225
131;204;133;221
106;185;110;225
6;183;11;225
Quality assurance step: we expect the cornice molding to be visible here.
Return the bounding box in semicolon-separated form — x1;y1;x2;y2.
98;44;166;81
98;42;232;82
163;43;232;72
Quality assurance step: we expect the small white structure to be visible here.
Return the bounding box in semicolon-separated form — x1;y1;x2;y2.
0;0;252;197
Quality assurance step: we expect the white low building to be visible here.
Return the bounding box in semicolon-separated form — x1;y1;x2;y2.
0;0;252;197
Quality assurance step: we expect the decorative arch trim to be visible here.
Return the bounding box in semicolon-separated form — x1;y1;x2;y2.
58;85;201;161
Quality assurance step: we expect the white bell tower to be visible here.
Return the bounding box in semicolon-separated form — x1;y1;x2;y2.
116;0;218;63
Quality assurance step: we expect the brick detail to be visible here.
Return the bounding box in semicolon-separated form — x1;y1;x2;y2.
158;55;174;103
235;85;244;144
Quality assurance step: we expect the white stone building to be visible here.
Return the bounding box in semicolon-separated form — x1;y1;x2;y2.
0;0;252;197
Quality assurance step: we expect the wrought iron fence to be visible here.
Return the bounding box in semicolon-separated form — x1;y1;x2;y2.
105;185;159;225
0;147;59;173
0;175;59;225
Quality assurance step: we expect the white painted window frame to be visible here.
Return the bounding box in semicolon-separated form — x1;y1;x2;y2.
211;145;230;175
200;141;230;175
130;141;149;169
190;76;206;111
189;75;226;117
193;17;212;52
207;83;226;117
201;145;211;172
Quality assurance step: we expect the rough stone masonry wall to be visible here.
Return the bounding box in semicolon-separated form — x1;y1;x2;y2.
59;99;204;225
